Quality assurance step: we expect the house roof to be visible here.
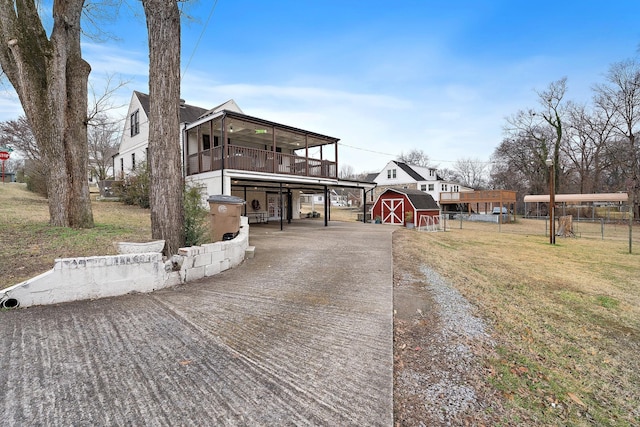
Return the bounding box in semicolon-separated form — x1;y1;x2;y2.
133;91;208;124
364;173;378;183
382;188;439;210
395;161;426;181
200;99;244;118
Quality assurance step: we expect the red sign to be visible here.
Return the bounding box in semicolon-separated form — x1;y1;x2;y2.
0;151;9;161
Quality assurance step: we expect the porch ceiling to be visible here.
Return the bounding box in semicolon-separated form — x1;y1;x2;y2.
187;110;339;152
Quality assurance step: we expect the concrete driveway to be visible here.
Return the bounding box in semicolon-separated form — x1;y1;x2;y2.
0;220;394;426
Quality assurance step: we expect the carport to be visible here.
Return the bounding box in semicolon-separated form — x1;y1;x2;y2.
523;192;629;220
230;176;375;230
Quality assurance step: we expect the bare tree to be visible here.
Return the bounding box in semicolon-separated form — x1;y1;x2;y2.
87;73;129;125
0;0;93;227
504;78;568;194
564;102;616;193
437;167;460;183
593;59;640;250
452;157;488;189
397;149;430;167
0;117;38;161
0;116;48;194
489;135;550;196
339;164;355;179
141;0;184;255
536;77;567;193
88;113;120;181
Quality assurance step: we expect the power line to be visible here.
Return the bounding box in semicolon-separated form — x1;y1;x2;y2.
182;0;220;81
338;141;496;164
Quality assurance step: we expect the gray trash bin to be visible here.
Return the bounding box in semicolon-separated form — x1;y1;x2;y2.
207;195;246;242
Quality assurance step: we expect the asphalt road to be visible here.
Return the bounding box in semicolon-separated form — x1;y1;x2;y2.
0;220;394;426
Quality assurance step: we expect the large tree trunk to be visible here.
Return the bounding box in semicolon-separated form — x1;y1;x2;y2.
0;0;93;228
142;0;184;255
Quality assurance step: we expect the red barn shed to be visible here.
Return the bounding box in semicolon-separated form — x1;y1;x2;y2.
371;188;440;227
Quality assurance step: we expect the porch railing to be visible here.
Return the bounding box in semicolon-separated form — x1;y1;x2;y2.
187;145;337;179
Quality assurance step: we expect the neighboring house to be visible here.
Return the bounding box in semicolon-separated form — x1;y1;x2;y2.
371;160;472;206
371;188;440;226
114;91;374;225
300;189;347;206
112;91;211;178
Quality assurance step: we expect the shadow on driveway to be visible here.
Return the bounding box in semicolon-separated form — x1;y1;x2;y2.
0;220;394;425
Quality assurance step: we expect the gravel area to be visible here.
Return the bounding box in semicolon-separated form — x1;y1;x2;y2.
394;265;503;426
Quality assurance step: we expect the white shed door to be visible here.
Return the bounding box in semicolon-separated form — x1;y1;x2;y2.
382;198;404;224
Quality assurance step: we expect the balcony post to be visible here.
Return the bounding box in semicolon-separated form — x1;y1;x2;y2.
305;135;309;176
334;141;338;178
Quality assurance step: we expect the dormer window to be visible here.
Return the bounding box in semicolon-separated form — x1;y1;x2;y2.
429;169;435;177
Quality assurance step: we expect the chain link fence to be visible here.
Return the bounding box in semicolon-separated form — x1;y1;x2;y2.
439;214;639;250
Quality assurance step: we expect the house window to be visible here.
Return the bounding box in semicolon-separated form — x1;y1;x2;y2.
420;184;427;191
387;168;397;179
132;153;136;170
428;184;434;191
120;158;124;173
453;185;459;192
429;169;435;177
213;136;219;147
442;184;448;191
203;134;211;151
130;110;139;137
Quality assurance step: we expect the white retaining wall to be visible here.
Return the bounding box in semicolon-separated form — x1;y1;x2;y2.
1;218;250;309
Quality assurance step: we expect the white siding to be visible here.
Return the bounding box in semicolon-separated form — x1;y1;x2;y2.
113;93;150;177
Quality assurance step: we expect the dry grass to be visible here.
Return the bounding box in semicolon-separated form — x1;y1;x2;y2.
394;223;640;426
0;183;151;289
3;186;638;424
300;203;362;222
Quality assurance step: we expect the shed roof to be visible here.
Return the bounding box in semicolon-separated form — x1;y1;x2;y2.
382;188;439;210
523;193;628;203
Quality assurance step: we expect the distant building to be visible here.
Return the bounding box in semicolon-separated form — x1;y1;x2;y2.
371;160;472;206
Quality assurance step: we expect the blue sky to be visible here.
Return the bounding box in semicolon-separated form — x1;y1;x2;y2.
2;1;640;173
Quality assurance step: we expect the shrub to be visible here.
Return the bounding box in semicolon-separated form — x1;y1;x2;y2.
184;183;210;247
23;159;48;197
113;163;150;208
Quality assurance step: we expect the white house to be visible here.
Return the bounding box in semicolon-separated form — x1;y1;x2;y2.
112;91;213;177
300;189;348;206
112;91;374;226
372;160;473;206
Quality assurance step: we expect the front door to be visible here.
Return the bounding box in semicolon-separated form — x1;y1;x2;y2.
267;193;288;220
381;198;404;224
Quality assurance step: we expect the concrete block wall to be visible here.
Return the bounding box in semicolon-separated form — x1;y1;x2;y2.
0;217;250;309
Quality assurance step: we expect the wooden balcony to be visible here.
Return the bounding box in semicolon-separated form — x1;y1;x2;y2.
186;145;337;179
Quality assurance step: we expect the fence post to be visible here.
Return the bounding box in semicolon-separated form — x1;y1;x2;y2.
601;218;604;240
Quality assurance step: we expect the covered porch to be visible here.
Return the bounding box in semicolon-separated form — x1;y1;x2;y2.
184;110;338;179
